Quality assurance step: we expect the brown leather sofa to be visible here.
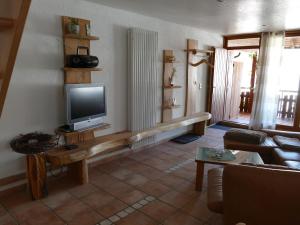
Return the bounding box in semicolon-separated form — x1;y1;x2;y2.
207;164;300;225
224;129;300;167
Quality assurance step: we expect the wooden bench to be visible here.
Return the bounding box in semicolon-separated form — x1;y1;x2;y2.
40;112;211;199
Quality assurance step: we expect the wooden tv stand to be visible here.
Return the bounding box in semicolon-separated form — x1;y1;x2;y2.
44;112;211;196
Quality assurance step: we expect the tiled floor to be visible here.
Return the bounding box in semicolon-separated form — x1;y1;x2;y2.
0;127;225;225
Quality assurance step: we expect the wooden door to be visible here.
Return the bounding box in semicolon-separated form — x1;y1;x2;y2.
211;48;229;124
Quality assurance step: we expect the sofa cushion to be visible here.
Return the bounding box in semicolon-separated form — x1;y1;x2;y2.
224;128;267;144
273;135;300;151
273;148;300;165
207;168;223;214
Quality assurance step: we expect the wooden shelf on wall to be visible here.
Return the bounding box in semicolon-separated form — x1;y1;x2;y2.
164;85;182;89
63;34;99;40
63;67;103;72
163;105;182;110
61;16;102;85
164;60;181;64
184;49;214;55
162;50;183;123
0;17;14;31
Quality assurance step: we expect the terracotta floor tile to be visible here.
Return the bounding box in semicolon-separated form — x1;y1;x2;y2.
182;163;197;172
117;157;140;167
156;175;188;189
0;214;18;225
159;146;185;157
174;182;202;198
159;191;194;208
68;183;98;198
100;180;134;197
96;198;128;217
95;161;121;173
42;192;74;210
129;152;154;161
10;201;49;222
10;201;64;225
140;200;177;222
118;189;147;205
124;173;149;186
81;190;115;209
163;211;204;225
142;158;174;171
54;198;98;222
0;191;31;210
0;204;7;217
0;127;225;225
90;173;120;189
138;167;165;180
182;198;213;222
67;208;103;225
116;211;157;225
172;168;196;182
110;168;134;180
137;181;171;197
207;213;223;225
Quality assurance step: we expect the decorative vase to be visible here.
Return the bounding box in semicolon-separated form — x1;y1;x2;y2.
169;68;176;86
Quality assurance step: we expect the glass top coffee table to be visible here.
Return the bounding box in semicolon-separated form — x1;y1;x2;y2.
195;147;264;191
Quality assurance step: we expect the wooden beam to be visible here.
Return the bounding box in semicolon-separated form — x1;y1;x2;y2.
226;46;260;50
223;33;262;40
0;17;14;31
0;0;31;116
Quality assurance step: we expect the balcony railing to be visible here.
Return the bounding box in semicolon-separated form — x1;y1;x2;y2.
239;89;298;120
240;87;251;113
277;90;298;120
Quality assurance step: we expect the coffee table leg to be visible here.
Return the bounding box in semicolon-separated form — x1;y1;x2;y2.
195;162;204;191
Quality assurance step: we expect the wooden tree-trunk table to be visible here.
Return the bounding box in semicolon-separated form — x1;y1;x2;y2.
26;153;48;200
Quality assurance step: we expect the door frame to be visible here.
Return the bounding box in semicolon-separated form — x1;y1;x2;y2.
219;32;300;131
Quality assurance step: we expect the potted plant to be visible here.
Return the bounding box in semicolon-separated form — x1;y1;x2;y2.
67;18;80;34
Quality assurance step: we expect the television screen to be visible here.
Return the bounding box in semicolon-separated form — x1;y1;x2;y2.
65;84;106;123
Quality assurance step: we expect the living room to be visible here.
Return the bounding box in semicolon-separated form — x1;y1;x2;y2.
0;0;300;225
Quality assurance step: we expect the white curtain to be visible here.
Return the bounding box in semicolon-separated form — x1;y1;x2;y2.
249;32;285;129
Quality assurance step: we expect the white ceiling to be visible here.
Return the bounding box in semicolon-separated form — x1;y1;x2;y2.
88;0;300;35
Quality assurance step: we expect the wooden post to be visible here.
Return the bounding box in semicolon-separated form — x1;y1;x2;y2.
193;121;206;136
282;95;288;119
26;154;47;200
195;162;204;191
68;159;88;184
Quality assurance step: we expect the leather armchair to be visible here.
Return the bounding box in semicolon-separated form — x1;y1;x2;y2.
207;164;300;225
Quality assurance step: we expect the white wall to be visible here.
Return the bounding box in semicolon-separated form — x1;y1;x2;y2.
0;0;222;179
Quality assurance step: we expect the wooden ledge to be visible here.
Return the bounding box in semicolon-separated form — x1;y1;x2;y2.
46;131;131;166
129;112;211;144
47;112;211;166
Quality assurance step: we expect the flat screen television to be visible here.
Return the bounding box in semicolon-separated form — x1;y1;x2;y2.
65;83;106;131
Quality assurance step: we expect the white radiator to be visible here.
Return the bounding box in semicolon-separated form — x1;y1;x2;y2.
128;28;158;148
